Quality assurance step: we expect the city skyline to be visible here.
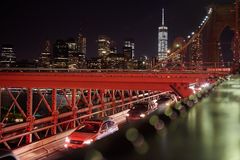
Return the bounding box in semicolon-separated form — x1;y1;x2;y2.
0;0;232;61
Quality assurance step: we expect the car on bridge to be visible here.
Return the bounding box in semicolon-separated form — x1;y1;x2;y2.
157;93;178;113
126;100;158;122
64;117;119;149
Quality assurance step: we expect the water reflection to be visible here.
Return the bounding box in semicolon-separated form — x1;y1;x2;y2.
149;76;240;160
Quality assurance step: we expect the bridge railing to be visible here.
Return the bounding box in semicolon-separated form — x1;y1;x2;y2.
0;90;165;150
0;62;232;74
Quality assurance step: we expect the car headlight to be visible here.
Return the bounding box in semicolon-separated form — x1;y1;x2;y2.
140;113;146;118
65;137;70;143
126;113;129;117
83;139;93;145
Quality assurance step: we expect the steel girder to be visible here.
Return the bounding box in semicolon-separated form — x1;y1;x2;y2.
0;87;162;150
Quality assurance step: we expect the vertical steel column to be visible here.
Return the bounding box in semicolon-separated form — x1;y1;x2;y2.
88;89;93;115
100;90;105;117
121;90;125;110
129;90;133;102
136;90;139;99
51;88;58;135
112;90;116;114
26;88;33;144
71;89;77;128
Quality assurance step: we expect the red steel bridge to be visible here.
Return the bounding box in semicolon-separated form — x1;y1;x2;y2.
0;1;239;158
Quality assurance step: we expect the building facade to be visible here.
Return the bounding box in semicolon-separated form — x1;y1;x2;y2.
53;40;68;68
66;38;78;69
97;35;111;58
39;40;52;68
0;44;16;67
158;8;168;60
76;33;86;68
123;39;135;59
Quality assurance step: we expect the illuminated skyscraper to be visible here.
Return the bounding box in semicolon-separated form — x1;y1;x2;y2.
66;38;78;69
158;8;168;60
76;33;86;62
123;38;135;59
39;40;51;67
97;35;111;58
53;40;68;68
0;44;16;67
110;40;117;54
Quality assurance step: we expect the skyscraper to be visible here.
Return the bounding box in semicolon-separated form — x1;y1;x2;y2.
53;40;68;68
0;44;16;67
158;8;168;60
123;38;135;59
76;33;86;62
39;40;51;68
110;40;117;54
97;35;111;58
66;38;78;69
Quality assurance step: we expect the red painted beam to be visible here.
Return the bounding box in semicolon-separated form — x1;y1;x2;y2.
0;72;213;90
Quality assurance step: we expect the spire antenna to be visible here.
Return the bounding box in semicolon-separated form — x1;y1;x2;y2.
162;8;165;26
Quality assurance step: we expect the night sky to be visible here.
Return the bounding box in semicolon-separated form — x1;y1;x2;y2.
0;0;233;61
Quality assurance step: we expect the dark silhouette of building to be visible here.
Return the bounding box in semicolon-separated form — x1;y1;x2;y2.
53;40;68;68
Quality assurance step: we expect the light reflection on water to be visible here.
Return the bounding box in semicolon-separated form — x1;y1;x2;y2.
152;76;240;160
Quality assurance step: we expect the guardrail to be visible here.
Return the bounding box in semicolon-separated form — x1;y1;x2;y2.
12;103;141;160
1;91;167;157
0;66;232;74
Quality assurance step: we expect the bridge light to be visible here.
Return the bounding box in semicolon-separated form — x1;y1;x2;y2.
187;35;191;39
208;8;212;14
140;113;146;118
191;32;195;35
83;139;93;145
65;137;70;143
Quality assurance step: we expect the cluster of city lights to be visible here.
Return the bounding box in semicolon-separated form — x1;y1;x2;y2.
186;8;213;39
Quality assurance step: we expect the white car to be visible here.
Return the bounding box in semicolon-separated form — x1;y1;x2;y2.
64;118;119;149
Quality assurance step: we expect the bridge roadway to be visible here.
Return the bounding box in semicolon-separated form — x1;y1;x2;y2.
47;75;240;160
